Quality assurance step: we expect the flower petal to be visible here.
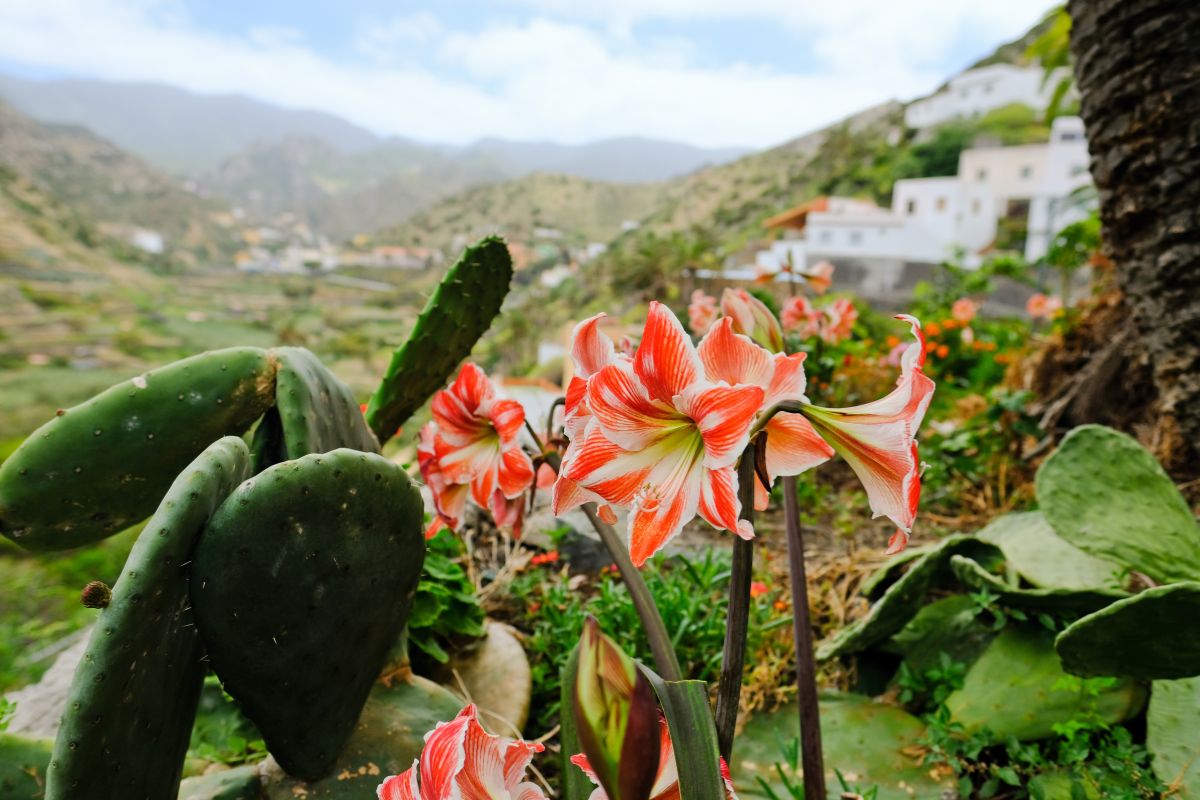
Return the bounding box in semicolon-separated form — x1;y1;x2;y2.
763;352;809;407
697;317;775;389
588;360;685;452
418;713;469;800
627;436;705;566
763;414;834;480
674;383;764;470
697;465;754;540
498;446;535;499
720;288;784;353
571;313;617;377
562;423;654;509
488;399;526;445
634;302;702;404
378;763;421;800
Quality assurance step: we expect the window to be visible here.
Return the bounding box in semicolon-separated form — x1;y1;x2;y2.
976;168;988;181
849;231;863;246
818;230;832;244
971;199;982;215
906;199;917;215
936;196;948;211
1019;165;1034;180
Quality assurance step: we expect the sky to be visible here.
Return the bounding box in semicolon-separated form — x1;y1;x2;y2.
0;0;1057;149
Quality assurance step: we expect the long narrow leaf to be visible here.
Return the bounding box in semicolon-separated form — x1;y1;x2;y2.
639;666;725;800
559;646;595;800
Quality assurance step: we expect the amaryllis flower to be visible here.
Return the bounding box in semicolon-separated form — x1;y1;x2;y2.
780;296;821;338
1026;293;1063;320
819;298;858;344
377;704;546;800
800;315;934;539
420;363;535;538
697;317;833;510
800;260;835;294
951;298;979;324
687;290;718;336
721;288;784;353
571;717;740;800
555;302;763;565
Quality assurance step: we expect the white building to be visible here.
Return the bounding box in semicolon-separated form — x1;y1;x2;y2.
895;116;1091;262
905;64;1067;129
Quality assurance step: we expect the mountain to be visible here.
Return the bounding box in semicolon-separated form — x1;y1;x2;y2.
0;100;238;266
0;75;379;174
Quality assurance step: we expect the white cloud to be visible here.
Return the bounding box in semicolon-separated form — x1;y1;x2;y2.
0;0;1056;148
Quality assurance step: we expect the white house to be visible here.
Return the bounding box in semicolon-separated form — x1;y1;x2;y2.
905;64;1065;129
895;116;1091;262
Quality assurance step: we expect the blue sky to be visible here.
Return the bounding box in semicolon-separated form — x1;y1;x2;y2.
0;0;1057;148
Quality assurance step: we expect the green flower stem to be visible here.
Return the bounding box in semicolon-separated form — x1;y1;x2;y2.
782;475;827;800
715;440;757;762
580;503;683;682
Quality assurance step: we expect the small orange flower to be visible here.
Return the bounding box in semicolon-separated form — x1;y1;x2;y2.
773;600;788;612
531;551;560;565
750;581;768;598
925;322;942;337
936;345;950;358
941;319;958;330
885;335;900;348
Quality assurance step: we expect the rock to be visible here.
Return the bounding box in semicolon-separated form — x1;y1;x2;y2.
438;621;532;735
731;691;951;799
257;675;463;799
3;631;88;739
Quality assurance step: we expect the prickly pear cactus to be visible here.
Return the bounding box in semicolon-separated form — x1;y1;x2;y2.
0;347;274;551
190;449;425;780
365;236;513;443
1055;582;1200;680
1036;425;1200;584
251;346;379;471
45;436;252;800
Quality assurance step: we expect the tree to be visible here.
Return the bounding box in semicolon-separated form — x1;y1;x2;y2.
1066;0;1200;458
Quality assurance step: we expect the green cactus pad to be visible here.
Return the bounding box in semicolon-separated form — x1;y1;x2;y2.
975;511;1125;591
1147;676;1200;797
1054;582;1200;680
251;347;378;472
191;449;425;780
258;675;463;799
882;594;997;674
365;236;513;443
1036;425;1200;584
45;437;252;800
817;536;1003;660
944;626;1146;743
732;692;950;800
0;347;275;551
178;765;263;800
949;555;1128;613
0;733;53;798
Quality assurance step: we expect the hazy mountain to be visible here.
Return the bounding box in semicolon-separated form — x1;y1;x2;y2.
0;75;380;174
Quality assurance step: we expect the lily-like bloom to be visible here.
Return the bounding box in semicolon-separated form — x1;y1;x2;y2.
951;298;979;324
420;363;535;538
780;296;821;339
697;318;833;509
721;288;784;353
800;260;835;294
556;302;763;565
687;290;719;336
819;298;858;344
572;717;740;800
800;315;934;536
1026;292;1062;320
377;704;546;800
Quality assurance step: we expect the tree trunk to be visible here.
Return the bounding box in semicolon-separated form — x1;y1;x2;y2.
1067;0;1200;457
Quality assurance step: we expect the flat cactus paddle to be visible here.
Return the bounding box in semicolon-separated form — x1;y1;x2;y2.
45;437;252;800
190;449;425;780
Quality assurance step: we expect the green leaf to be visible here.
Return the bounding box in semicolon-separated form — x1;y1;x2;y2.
639;667;725;800
1146;676;1200;795
1036;425;1200;583
560;646;596;800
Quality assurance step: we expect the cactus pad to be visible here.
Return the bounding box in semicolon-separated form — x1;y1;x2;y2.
45;437;252;800
190;449;425;780
1036;425;1200;584
948;555;1128;613
0;347;275;551
975;511;1124;591
252;347;378;471
0;733;53;798
1055;582;1200;680
365;236;513;443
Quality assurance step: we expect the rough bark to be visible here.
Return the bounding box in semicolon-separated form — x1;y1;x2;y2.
1067;0;1200;456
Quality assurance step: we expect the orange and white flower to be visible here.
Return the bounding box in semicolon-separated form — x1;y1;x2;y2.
1026;293;1063;320
819;298;858;344
800;260;835;294
555;302;763;565
687;290;719;336
721;288;784;353
419;363;535;538
377;704;546;800
952;298;979;324
571;717;739;800
780;296;821;338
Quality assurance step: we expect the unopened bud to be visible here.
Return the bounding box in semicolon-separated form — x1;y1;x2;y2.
81;581;111;609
